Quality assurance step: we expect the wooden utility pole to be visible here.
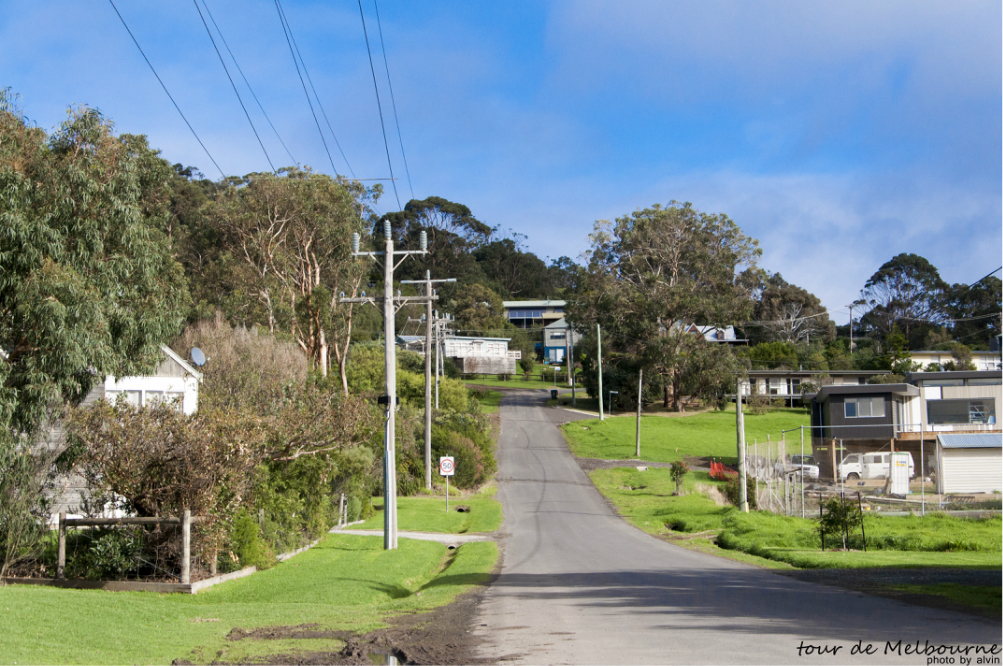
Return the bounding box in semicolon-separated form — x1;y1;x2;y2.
736;376;749;512
635;369;643;458
401;272;455;491
598;324;604;421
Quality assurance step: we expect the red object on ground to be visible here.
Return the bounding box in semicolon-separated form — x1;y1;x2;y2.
709;461;738;480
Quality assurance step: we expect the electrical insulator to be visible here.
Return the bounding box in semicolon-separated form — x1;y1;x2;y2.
420;230;427;251
352;233;360;253
384;219;391;239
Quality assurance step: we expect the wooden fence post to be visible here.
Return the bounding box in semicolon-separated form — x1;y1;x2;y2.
57;512;66;579
338;493;345;527
181;509;191;585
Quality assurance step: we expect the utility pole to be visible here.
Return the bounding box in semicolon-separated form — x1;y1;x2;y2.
401;272;455;491
736;376;749;513
635;369;643;458
597;324;604;421
342;221;430;550
569;325;577;407
846;303;854;360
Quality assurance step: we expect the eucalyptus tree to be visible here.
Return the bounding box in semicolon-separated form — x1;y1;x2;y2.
568;202;759;411
207;168;373;392
0;96;190;436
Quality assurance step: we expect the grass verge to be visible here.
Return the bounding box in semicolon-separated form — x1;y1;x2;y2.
883;583;1001;614
563;408;811;464
473;389;503;414
0;533;498;665
358;493;503;534
588;466;1002;570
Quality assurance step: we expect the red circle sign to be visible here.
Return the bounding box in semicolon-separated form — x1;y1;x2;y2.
439;457;454;475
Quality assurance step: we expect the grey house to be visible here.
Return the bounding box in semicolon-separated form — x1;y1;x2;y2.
809;370;1002;483
809;384;919;479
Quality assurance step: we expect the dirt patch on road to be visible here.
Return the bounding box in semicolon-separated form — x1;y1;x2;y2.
204;573;507;665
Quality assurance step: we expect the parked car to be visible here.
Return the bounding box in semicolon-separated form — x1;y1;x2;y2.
837;452;914;481
775;455;820;479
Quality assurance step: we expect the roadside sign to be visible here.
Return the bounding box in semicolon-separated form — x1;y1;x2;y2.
439;457;455;476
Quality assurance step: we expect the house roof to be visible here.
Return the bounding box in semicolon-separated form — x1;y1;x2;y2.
445;335;512;342
747;370;887;376
544;317;569;329
815;383;919;399
159;344;203;382
502;300;566;309
937;433;1002;449
906;370;1002;383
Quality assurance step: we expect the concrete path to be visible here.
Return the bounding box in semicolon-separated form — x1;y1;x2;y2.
332;529;493;549
473;390;1000;665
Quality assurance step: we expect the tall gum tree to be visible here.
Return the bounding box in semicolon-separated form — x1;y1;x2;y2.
209;168;374;392
568;202;760;411
0;98;190;436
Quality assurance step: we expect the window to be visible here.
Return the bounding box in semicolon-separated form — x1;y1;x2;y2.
844;396;885;418
968;377;1002;386
769;378;782;395
920;378;963;387
927;399;997;425
550;331;566;340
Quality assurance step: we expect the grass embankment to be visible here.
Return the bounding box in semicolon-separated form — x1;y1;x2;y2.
473;389;503;414
0;533;498;665
563;408;811;464
590;466;1003;570
358;493;503;534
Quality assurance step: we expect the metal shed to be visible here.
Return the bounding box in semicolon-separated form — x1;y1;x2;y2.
936;433;1002;494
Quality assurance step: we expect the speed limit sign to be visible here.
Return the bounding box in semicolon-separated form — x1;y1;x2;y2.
439;456;455;476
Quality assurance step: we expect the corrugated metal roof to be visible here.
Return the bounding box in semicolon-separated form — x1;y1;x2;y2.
938;433;1003;449
502;300;566;308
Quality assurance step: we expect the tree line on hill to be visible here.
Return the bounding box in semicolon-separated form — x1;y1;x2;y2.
1;96;999;576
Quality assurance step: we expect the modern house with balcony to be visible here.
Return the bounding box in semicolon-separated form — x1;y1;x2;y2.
808;370;1001;486
502;300;566;330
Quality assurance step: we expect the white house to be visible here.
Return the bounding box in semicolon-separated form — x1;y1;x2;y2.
47;344;203;516
443;336;520;374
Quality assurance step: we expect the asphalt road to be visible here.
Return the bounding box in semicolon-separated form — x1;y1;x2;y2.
472;390;1000;665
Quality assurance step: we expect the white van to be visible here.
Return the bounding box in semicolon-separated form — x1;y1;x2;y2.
837;452;914;481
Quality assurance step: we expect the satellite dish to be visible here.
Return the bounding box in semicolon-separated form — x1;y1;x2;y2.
190;347;206;367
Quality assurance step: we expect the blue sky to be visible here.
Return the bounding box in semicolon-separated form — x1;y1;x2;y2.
3;1;1000;323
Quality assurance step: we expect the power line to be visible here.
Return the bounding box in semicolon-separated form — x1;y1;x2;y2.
357;0;401;210
969;266;1002;288
273;0;340;177
372;0;414;200
193;0;275;171
274;0;355;177
107;0;225;179
200;0;298;167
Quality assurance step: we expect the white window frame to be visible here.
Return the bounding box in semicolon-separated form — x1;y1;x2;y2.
845;396;885;418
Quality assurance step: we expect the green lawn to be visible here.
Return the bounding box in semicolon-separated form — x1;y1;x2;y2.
359;494;503;534
589;466;1002;570
562;407;811;464
474;389;504;414
0;534;498;665
884;583;1001;614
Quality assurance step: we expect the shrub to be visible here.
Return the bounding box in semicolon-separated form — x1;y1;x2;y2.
669;461;689;496
723;474;758;510
65;528;143;580
818;496;862;550
230;509;274;569
747;394;770;415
